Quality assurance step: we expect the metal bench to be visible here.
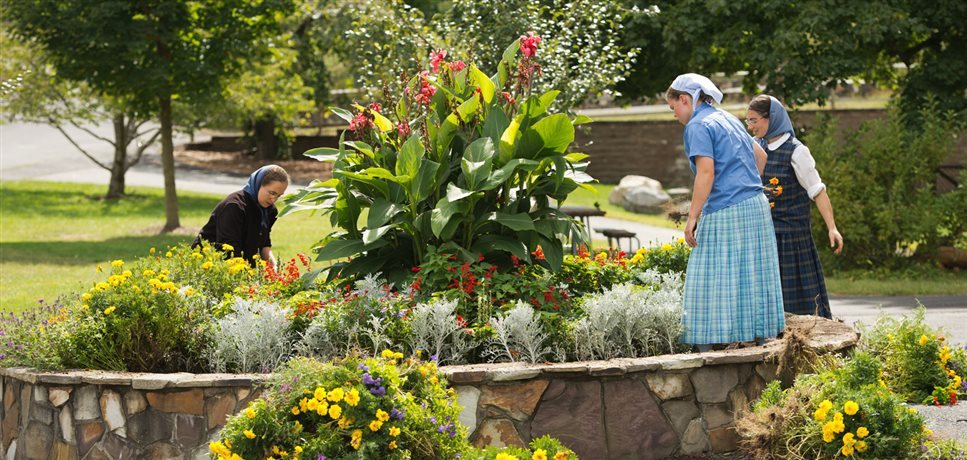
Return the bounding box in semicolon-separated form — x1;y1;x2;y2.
594;228;641;253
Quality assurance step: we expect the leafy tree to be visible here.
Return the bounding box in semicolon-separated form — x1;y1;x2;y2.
0;29;159;199
3;0;296;231
617;0;966;115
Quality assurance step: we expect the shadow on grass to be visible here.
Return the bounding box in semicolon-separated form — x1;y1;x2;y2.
0;234;197;266
0;185;220;219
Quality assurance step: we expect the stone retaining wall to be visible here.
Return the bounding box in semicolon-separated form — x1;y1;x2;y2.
1;316;857;459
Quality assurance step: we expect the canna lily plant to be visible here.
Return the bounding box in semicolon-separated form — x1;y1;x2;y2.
285;34;596;283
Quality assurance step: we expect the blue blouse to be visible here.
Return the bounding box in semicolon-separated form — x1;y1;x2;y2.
683;103;763;214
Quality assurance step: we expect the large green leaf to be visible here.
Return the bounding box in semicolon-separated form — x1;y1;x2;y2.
316;238;366;261
455;96;480;123
483;108;510;157
362;225;393;245
343;141;375;159
518;114;574;159
368;198;404;228
496;39;519;88
462;137;495;190
365;167;407;184
469;66;495;104
436;113;460;160
330;107;355;124
411;159;440;203
481;158;538;190
446;183;474;202
498;114;522;163
430;197;467;238
303;147;340;162
471;235;529;259
337;171;389;198
536;234;564;271
493;212;536;231
396;135;424;178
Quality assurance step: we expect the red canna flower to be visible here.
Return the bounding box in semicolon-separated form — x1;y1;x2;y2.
447;60;466;72
519;32;542;57
397;121;411;139
368;102;382;113
430;49;447;73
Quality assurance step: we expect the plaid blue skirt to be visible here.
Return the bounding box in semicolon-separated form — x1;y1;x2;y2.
681;194;785;345
776;231;831;318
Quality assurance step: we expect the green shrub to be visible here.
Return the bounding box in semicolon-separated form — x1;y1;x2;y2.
738;352;930;459
0;299;66;369
210;354;578;459
806;100;964;270
858;307;964;404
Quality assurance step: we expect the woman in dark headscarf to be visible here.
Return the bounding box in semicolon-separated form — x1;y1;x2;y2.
746;95;843;318
193;165;290;267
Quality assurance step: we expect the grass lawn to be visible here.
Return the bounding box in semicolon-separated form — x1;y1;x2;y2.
826;269;967;296
0;181;330;313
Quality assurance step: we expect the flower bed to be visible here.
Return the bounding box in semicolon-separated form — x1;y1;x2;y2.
0;315;859;459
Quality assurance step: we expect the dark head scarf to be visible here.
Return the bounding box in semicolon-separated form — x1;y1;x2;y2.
757;96;795;149
242;165;279;229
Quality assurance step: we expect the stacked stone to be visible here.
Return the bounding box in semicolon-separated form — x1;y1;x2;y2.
0;370;263;460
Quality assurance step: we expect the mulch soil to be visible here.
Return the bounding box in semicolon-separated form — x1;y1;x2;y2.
174;149;332;185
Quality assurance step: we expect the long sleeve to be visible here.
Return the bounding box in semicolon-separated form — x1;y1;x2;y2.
791;144;826;200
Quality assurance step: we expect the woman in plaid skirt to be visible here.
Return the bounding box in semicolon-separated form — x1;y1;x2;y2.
666;74;786;351
747;95;844;318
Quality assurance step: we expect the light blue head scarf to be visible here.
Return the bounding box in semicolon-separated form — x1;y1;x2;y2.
670;73;724;109
242;164;279;229
759;96;795;145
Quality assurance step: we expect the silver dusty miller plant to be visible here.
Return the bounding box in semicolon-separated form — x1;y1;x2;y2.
572;277;684;361
485;301;551;364
206;298;292;373
407;298;474;365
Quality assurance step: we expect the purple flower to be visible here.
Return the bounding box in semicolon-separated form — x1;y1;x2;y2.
362;373;375;386
437;425;446;433
430;354;438;362
317;455;327;460
358;362;370;371
429;416;437;424
390;408;404;420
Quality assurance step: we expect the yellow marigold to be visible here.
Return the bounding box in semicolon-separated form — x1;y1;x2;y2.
350;430;362;450
496;453;519;460
769;177;779;185
677;237;686;244
111;259;124;268
244;429;256;439
814;408;828;422
328;404;342;419
842;432;856;446
855;440;868;453
222;243;234;251
306;398;318;411
661;243;673;251
369;420;383;432
81;293;92;301
327;387;344;403
389;426;401;437
819;400;833;411
150;247;156;254
843;401;859;416
553;453;569;460
595;251;608;261
388;440;397;450
314;387;326;401
245;407;256;419
919;334;929;346
294;446;303;454
121;270;132;277
165;251;173;258
209;441;230;456
338;417;353;429
856;427;869;438
381;349;397;359
533;449;548;460
316;400;328;416
191;252;202;259
841;444;854;456
376;409;389;422
201;261;214;270
345;389;360;406
103;306;116;315
822;430;836;443
291;406;300;415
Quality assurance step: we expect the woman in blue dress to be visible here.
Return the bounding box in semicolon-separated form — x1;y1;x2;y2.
746;95;844;318
666;74;785;351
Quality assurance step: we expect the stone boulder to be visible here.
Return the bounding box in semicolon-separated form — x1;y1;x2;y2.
609;175;672;213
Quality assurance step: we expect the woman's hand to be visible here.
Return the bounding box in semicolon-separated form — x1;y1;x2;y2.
829;229;844;254
685;215;699;247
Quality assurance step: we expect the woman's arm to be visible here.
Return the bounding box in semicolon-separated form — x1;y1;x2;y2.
685;156;715;247
813;189;843;254
752;142;767;175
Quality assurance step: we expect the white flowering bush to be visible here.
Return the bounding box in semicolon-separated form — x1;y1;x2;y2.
207;298;293;373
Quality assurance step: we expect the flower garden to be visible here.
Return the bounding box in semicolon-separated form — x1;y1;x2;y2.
1;35;966;460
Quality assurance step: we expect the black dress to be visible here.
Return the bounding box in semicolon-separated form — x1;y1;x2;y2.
763;138;832;318
193;190;277;266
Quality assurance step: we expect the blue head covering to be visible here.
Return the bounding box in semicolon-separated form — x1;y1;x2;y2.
670;73;724;109
242;165;279;229
758;96;795;146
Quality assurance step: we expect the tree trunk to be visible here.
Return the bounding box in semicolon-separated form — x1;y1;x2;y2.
253;116;277;160
106;113;127;199
159;95;180;232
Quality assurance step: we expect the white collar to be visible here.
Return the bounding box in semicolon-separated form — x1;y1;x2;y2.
766;133;791;151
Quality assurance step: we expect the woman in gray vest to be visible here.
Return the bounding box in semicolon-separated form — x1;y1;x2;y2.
746;95;843;318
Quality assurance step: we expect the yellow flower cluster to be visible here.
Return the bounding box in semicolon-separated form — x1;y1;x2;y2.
209;439;242;460
816;400;872;456
381;349;405;361
919;334;930;346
